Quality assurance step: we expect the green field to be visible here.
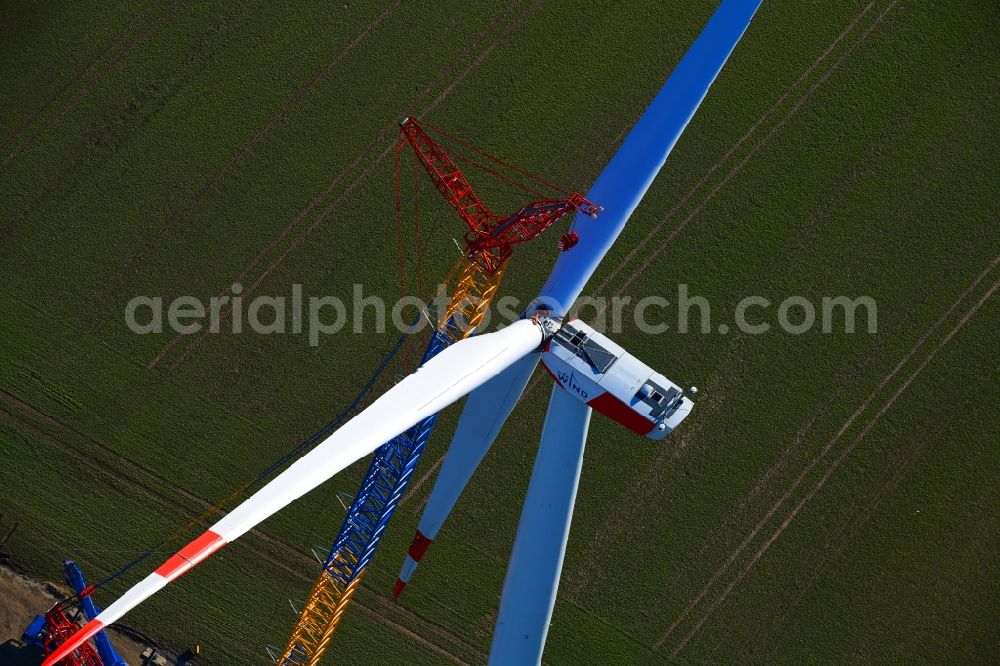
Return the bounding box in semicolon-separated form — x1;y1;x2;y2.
1;0;997;663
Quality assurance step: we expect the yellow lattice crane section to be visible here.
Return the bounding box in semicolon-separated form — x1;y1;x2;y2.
280;258;506;665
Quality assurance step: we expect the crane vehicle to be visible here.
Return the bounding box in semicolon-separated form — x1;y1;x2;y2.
23;561;127;666
44;1;761;663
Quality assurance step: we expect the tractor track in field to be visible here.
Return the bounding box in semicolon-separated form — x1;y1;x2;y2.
151;0;542;373
657;257;999;656
0;388;486;664
627;44;937;629
403;0;897;510
560;0;902;603
92;1;403;295
669;278;999;655
560;338;745;604
607;0;899;301
0;0;160;153
653;253;994;650
402;455;444;511
635;342;877;625
591;0;880;296
0;0;185;174
1;0;260;269
632;254;959;635
730;410;955;663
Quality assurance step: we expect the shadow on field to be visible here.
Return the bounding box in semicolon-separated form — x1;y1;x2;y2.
0;639;43;665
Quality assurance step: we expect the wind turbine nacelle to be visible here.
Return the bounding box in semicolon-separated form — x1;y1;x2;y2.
539;320;692;440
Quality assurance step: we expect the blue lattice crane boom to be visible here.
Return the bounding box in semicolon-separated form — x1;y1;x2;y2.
64;561;128;666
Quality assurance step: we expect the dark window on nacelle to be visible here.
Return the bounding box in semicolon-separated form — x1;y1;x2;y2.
578;339;617;373
636;382;682;417
552;325;618;374
555;326;587;349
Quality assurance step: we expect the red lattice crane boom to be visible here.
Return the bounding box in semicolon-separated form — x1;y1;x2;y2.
40;604;102;666
398;117;599;273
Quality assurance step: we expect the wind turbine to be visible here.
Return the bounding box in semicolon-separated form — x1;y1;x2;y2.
44;2;760;664
393;4;761;662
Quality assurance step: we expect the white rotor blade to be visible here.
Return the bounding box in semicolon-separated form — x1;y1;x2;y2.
43;319;544;666
489;384;591;665
394;352;539;597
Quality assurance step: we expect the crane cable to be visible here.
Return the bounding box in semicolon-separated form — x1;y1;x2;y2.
421;120;567;195
65;328;412;608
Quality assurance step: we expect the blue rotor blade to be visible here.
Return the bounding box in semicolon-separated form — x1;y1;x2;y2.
535;0;763;315
489;384;591;665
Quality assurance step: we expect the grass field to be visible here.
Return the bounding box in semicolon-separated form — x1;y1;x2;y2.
1;0;997;663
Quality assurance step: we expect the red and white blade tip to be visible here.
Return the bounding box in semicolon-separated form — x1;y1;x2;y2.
153;529;226;582
43;530;226;666
393;530;434;599
407;530;433;562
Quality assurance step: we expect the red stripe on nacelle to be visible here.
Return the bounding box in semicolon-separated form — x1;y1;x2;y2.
154;529;226;582
41;618;104;666
587;392;655;435
407;530;433;561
